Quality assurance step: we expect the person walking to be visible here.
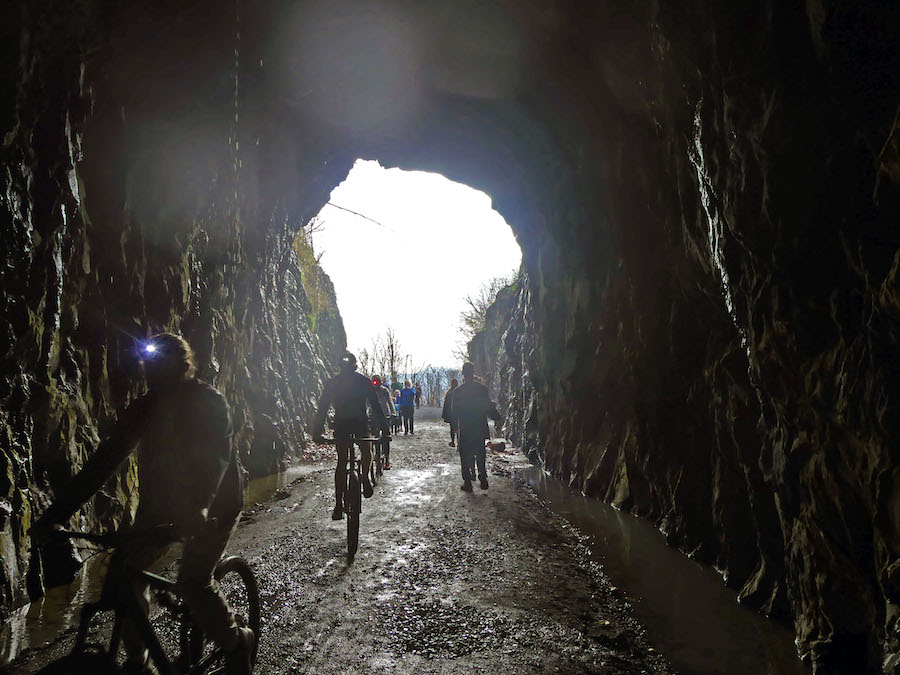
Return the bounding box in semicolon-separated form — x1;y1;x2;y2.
414;382;422;409
442;378;459;447
398;380;416;434
450;362;502;492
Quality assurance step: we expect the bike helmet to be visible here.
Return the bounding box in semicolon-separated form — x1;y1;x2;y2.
339;351;358;373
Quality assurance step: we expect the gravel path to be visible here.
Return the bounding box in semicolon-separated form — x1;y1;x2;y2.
8;407;671;675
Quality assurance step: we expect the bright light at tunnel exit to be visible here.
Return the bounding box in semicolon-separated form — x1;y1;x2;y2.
311;159;522;369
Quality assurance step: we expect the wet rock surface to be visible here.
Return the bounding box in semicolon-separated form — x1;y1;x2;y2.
8;409;669;674
5;1;900;671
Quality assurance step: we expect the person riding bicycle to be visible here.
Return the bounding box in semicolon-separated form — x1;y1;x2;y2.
371;374;395;470
32;333;254;675
313;352;387;520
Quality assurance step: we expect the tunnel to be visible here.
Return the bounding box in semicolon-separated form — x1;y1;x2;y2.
2;1;900;672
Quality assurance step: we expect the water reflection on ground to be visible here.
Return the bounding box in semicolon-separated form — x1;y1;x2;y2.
520;465;809;675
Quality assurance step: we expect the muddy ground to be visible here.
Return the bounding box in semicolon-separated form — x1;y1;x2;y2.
8;408;671;674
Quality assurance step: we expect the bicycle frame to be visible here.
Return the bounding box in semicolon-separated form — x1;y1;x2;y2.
56;529;255;675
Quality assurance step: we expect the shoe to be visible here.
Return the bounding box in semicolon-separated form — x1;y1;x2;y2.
384;462;391;470
404;432;408;436
332;505;343;520
479;476;489;490
363;478;374;498
461;480;473;492
224;626;255;675
449;441;455;447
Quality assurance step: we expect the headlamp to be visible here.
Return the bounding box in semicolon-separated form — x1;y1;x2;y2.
142;343;158;356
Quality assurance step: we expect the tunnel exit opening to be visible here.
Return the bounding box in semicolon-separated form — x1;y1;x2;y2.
301;158;522;376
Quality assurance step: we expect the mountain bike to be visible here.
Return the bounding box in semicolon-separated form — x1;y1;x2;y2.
322;434;380;559
42;527;259;675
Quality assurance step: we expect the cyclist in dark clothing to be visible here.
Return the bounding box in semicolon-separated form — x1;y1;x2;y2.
450;362;502;492
32;333;253;675
313;352;387;520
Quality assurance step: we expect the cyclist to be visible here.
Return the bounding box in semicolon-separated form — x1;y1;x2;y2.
371;374;395;470
313;352;386;520
32;333;254;675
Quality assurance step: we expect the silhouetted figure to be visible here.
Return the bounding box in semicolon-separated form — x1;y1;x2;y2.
442;378;459;447
33;333;254;675
313;352;386;520
414;382;422;408
398;380;416;434
391;389;403;434
450;362;502;491
371;374;395;470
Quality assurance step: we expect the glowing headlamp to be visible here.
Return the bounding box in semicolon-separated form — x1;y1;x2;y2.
142;343;158;356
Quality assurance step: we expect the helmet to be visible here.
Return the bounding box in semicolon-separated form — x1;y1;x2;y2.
339;351;358;372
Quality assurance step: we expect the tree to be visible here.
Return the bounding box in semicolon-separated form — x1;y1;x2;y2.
456;272;517;349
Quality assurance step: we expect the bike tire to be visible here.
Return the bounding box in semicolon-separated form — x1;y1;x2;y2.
178;556;261;672
346;472;361;558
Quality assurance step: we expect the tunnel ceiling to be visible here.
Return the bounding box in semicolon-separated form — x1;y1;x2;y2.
4;1;900;673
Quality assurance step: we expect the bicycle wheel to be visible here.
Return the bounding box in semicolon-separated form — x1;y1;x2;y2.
178;556;260;672
373;443;383;482
346;471;361;558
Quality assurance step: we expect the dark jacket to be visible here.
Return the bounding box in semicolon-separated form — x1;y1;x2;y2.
39;378;241;536
314;371;386;436
449;379;501;445
442;387;458;422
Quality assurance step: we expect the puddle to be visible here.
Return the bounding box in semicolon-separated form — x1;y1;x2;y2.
0;552;110;666
244;464;320;505
519;465;808;675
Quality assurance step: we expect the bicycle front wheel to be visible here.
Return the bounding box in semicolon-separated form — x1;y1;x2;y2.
346;471;361;558
179;556;261;672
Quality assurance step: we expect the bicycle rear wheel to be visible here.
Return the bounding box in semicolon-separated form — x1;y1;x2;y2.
346;471;361;558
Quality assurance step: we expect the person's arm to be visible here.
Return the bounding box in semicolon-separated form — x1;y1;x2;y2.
312;380;334;439
35;393;156;531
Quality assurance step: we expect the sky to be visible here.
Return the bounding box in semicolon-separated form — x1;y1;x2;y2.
311;159;522;368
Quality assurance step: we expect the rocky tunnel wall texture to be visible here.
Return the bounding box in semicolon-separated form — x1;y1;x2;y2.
3;1;900;672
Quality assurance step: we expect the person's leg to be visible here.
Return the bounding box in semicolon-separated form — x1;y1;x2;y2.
449;422;456;447
180;517;254;674
458;438;474;490
409;407;415;434
360;441;373;497
111;537;171;671
383;435;391;469
403;408;410;434
334;441;349;519
476;446;488;489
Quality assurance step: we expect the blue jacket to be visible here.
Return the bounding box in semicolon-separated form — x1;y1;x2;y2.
398;387;416;408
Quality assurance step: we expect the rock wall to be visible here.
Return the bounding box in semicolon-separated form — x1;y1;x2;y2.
4;0;900;671
0;1;346;612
